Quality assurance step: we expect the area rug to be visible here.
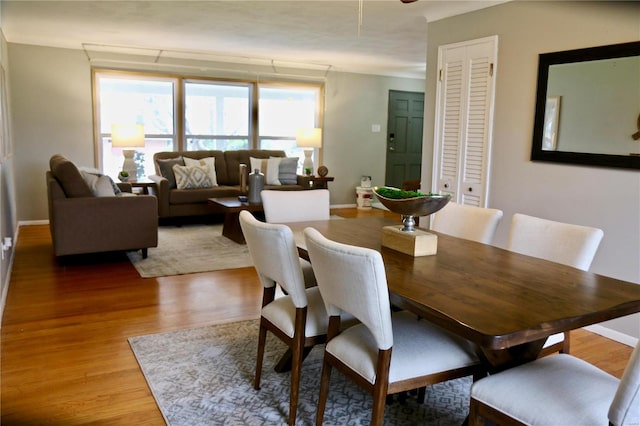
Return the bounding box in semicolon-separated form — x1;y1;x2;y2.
129;319;472;425
127;224;253;278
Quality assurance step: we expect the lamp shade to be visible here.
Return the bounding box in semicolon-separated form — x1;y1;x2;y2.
111;124;145;148
296;128;322;148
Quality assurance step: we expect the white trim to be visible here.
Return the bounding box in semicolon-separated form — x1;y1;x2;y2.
583;325;638;347
0;222;18;328
331;203;356;209
18;220;49;226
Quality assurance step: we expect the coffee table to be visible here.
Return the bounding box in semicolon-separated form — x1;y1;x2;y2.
208;197;264;244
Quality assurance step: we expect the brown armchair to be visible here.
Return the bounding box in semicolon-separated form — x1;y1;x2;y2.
47;155;158;258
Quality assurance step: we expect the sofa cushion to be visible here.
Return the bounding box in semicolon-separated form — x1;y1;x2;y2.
49;154;93;198
173;164;213;189
278;157;298;185
157;156;185;189
184;156;218;186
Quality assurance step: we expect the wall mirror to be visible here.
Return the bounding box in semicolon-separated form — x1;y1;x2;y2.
531;41;640;170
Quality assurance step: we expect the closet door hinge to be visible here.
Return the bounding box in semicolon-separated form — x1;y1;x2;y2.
439;69;443;81
489;63;494;77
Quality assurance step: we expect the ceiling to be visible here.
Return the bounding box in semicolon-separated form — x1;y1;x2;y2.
1;1;507;79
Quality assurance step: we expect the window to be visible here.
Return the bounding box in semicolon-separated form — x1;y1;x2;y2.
95;73;177;179
94;70;323;178
184;81;250;151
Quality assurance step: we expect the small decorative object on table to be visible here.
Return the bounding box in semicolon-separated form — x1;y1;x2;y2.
304;167;312;176
317;165;328;177
247;169;264;204
373;186;450;256
118;171;130;182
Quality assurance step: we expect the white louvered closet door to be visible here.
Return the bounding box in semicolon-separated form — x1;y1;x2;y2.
433;36;498;207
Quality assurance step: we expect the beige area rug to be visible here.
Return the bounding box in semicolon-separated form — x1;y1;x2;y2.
127;224;253;278
129;319;472;425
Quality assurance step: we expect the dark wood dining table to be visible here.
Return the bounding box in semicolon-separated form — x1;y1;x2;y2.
286;217;640;371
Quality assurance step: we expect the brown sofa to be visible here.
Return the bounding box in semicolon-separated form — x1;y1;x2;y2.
47;154;158;258
148;150;309;219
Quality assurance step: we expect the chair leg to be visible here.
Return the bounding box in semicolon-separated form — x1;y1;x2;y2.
468;398;484;426
254;322;268;390
371;384;388;426
371;349;391;426
288;309;307;426
561;331;571;354
316;357;333;426
141;248;148;259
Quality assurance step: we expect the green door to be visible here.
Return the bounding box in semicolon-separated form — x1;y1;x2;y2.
385;90;424;188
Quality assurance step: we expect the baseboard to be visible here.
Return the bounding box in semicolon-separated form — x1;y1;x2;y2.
0;254;12;327
583;324;638;347
18;219;49;226
0;222;19;328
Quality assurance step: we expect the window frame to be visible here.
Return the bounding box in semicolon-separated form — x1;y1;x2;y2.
92;68;324;175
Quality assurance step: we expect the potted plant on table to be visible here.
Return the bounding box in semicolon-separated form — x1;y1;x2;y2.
118;170;130;182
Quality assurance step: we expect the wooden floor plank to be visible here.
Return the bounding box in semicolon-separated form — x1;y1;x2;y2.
1;208;634;424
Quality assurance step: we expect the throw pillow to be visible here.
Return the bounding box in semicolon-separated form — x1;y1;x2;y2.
157;157;185;189
80;171;116;197
173;164;213;189
250;156;281;185
78;166;122;195
278;157;298;185
266;157;282;185
249;157;267;175
94;175;117;197
184;157;218;186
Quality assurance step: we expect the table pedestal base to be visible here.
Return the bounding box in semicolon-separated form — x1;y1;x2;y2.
382;226;438;256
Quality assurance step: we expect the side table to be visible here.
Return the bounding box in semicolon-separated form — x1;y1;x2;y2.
301;176;334;189
126;179;156;195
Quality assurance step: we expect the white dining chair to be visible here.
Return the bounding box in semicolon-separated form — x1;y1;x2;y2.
261;189;330;223
507;213;604;356
430;202;503;244
238;210;330;426
304;227;483;426
469;339;640;426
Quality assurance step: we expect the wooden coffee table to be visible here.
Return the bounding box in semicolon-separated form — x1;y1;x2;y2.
208;197;264;244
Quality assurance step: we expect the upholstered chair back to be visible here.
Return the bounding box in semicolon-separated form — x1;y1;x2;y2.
507;213;604;271
239;210;308;308
304;227;393;350
430;202;503;244
262;189;330;223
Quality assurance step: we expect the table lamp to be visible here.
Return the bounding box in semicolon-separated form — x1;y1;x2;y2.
111;124;145;179
296;128;322;175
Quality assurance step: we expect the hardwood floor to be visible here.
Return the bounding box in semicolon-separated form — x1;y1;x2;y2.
1;208;634;424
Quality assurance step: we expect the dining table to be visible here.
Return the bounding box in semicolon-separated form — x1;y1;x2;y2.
285;216;640;371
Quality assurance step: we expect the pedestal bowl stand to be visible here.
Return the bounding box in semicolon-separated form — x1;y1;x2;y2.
373;186;451;256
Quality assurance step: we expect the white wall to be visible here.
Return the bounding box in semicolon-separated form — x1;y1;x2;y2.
323;72;425;204
424;1;640;339
8;43;424;221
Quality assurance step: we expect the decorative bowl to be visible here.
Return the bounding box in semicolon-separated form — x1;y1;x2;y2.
373;186;451;232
